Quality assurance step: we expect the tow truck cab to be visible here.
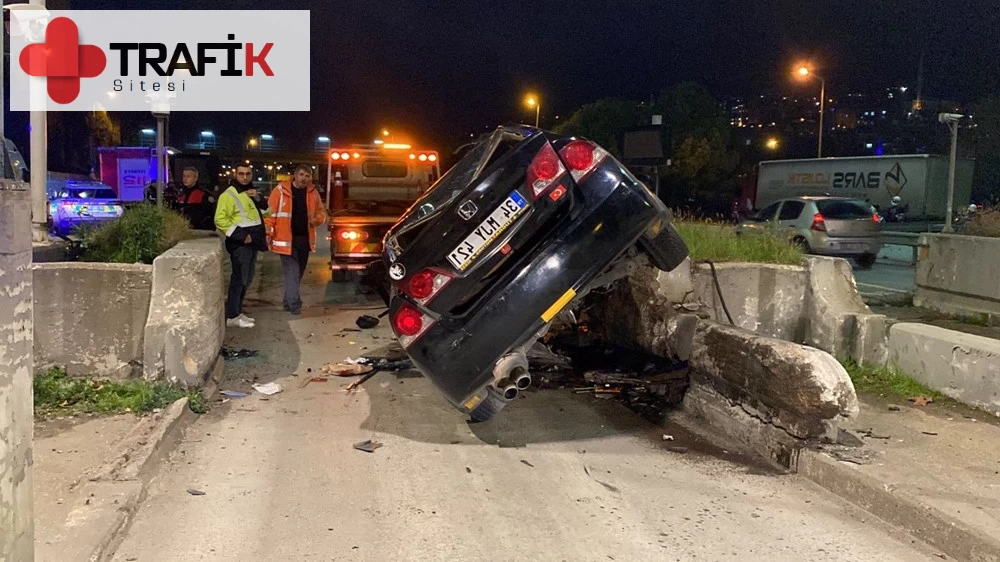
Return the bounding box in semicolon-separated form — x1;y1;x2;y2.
326;144;440;279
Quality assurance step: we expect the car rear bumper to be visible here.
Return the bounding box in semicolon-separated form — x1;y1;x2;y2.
397;185;661;409
51;215;117;233
809;233;882;256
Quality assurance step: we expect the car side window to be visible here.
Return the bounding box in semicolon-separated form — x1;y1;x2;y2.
755;202;781;222
778;201;805;221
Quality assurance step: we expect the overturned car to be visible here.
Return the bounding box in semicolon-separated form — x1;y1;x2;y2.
380;126;688;420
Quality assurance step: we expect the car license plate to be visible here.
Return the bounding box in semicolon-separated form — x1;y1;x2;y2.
447;192;528;271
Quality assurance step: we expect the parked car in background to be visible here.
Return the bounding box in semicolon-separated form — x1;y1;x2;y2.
737;196;882;269
48;180;124;236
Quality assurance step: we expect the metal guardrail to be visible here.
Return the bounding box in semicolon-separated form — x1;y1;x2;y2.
881;231;921;264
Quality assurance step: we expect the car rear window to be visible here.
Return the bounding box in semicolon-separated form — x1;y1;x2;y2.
362;160;408;178
64;188;117;199
816;200;873;219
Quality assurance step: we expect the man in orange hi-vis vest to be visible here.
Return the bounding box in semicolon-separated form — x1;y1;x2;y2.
265;164;328;315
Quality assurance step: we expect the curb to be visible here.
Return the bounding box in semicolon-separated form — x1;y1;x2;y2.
40;398;195;562
798;449;1000;562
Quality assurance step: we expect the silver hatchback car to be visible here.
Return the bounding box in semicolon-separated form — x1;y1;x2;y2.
737;196;882;268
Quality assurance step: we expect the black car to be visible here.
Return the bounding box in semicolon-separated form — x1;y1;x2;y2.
382;126;688;420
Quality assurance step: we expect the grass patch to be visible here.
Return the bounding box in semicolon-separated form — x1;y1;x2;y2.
674;221;803;265
82;204;193;264
34;367;205;418
841;360;943;400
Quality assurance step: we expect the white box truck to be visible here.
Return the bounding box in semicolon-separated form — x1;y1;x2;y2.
755;155;974;220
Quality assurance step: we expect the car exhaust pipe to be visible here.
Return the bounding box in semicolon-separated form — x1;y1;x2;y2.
510;367;531;391
494;379;518;401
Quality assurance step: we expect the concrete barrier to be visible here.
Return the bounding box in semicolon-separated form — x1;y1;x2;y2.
33;262;153;378
692;262;808;342
915;233;1000;319
684;321;859;469
143;238;225;386
889;323;1000;416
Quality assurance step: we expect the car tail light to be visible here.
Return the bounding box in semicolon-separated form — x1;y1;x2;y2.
404;269;452;304
392;305;435;347
811;213;827;232
559;140;609;183
872;213;880;223
338;229;369;241
527;142;566;198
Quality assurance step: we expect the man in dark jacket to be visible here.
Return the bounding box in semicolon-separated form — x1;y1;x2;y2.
214;162;269;328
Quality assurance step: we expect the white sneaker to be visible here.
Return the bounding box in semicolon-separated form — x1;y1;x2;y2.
226;317;254;329
237;313;256;324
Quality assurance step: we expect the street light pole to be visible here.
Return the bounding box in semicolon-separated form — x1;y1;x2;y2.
939;112;963;233
534;102;540;128
817;78;826;158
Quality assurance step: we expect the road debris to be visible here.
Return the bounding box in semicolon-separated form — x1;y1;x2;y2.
252;382;282;396
858;428;891;440
300;377;329;388
520;460;535;468
219;390;248;398
911;395;934;407
466;467;472;474
356;315;380;329
667;446;688;454
321;363;374;377
186;488;206;496
888;405;902;411
922;431;939;436
346;370;381;392
353;439;383;453
662;434;674;441
221;347;259;360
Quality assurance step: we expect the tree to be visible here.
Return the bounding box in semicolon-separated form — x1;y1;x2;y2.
965;96;1000;204
653;82;741;214
553;98;647;159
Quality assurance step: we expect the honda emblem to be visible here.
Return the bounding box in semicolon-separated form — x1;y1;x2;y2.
458;200;478;221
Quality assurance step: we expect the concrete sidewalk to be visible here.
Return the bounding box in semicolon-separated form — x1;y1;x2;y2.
804;396;1000;561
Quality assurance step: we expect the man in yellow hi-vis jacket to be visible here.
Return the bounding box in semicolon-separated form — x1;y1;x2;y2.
215;162;269;329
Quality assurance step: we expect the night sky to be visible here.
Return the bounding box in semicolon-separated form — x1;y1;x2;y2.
59;0;1000;152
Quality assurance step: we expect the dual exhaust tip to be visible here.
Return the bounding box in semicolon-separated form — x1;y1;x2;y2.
495;367;531;401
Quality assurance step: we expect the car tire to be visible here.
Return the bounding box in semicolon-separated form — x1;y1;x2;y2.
638;222;689;273
469;388;507;422
792;236;810;252
855;253;877;270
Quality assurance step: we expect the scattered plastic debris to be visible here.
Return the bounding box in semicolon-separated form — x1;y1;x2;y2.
356;315;380;329
220;390;248;398
321;363;374;377
353;439;383;453
252;382;282;395
187;488;206;496
662;434;674;441
520;460;535;468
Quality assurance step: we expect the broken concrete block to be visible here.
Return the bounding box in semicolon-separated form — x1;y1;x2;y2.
586;266;698;361
688;321;858;442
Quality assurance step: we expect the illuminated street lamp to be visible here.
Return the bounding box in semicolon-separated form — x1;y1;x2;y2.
525;95;540;128
765;137;779;151
795;65;826;158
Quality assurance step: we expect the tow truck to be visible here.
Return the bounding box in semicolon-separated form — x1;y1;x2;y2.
326;142;441;281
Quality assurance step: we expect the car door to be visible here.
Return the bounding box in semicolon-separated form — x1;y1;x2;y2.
738;201;782;237
776;200;806;240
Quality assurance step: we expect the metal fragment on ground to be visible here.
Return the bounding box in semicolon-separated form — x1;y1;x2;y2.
353;440;383;453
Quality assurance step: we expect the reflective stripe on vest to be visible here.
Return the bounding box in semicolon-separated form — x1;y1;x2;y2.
272;240;291;247
222;188;262;236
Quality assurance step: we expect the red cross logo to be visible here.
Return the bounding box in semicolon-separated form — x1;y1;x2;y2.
18;17;106;104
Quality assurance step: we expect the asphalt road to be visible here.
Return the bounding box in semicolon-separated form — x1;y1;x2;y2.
852;245;916;302
111;241;935;561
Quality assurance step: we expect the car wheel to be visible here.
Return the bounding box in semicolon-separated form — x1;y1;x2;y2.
855;253;877;270
792;236;809;252
637;222;689;273
469;388;508;422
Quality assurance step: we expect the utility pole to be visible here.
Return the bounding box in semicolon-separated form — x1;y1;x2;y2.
0;11;36;559
817;78;826;158
28;0;47;241
939;112;963;233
